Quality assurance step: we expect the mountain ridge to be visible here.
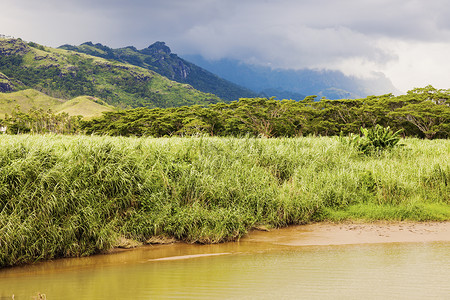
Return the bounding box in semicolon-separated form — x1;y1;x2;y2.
58;42;259;101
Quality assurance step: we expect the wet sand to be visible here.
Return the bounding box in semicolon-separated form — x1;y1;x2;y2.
243;221;450;246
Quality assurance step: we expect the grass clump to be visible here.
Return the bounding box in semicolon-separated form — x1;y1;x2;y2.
0;135;449;267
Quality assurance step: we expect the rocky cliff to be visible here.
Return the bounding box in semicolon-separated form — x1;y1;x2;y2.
0;72;14;92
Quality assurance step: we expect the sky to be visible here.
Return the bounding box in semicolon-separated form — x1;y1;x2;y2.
1;0;449;93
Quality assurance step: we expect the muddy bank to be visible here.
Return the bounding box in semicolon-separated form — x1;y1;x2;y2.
243;221;450;246
2;221;449;278
121;221;450;261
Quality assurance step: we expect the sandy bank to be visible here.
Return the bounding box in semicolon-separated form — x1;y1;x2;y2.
243;221;450;246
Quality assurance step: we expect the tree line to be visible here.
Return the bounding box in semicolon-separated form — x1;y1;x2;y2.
2;85;449;138
81;85;449;139
2;107;81;134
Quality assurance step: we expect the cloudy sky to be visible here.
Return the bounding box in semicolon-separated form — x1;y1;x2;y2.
1;0;449;92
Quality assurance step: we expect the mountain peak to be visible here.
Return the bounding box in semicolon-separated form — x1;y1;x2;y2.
58;41;259;101
81;41;95;46
145;41;171;54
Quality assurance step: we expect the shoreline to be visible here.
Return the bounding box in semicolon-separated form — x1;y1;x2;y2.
242;221;450;246
117;220;450;257
2;135;449;268
112;220;450;262
2;221;449;273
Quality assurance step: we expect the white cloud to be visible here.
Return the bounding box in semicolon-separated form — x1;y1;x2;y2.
380;40;450;92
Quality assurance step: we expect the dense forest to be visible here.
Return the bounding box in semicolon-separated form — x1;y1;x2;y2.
1;85;449;139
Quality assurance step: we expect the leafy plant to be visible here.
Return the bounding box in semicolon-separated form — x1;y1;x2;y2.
342;125;402;154
362;124;402;148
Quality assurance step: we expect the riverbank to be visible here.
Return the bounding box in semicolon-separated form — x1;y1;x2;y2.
0;135;449;267
5;221;449;275
243;221;450;246
137;220;450;262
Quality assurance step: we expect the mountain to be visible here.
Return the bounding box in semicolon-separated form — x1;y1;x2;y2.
0;38;220;109
183;55;400;100
58;42;259;101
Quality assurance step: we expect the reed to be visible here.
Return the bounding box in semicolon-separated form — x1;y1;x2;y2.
0;135;448;267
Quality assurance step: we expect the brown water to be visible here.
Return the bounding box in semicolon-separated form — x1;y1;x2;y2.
1;228;450;299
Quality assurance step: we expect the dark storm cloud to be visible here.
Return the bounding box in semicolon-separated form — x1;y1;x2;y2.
2;0;450;89
3;0;449;53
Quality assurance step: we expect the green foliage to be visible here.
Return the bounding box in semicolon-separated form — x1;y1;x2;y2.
27;42;46;51
349;125;402;154
4;107;82;134
82;90;450;139
0;135;449;267
361;125;402;148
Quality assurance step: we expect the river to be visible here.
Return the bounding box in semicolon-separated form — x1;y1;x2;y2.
1;223;449;299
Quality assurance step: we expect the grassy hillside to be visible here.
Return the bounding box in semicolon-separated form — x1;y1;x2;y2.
0;38;221;108
59;41;259;101
53;96;114;119
0;89;63;117
0;89;112;119
0;135;448;267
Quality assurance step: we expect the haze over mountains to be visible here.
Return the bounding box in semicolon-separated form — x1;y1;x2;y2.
59;41;259;101
184;55;400;100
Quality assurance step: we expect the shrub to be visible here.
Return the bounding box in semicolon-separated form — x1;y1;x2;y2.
342;125;402;154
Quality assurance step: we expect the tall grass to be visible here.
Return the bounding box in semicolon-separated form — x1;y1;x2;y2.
0;135;448;267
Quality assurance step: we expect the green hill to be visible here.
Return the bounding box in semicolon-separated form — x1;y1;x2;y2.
0;38;221;109
0;89;113;119
0;89;63;117
59;41;259;101
53;96;114;119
